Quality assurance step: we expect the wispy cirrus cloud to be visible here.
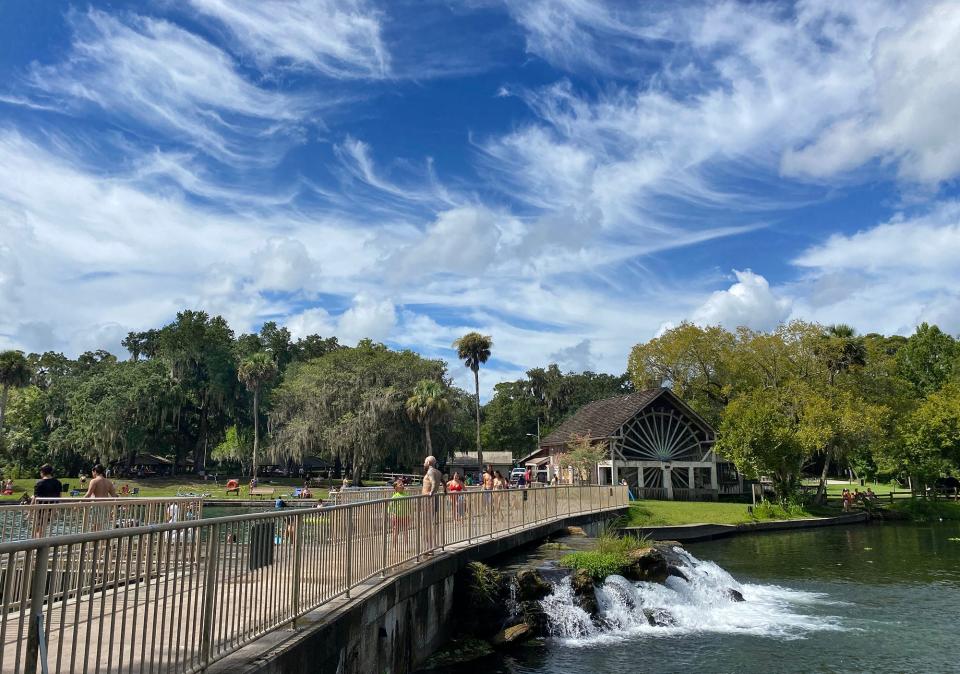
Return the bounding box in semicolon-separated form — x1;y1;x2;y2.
187;0;389;78
22;9;312;165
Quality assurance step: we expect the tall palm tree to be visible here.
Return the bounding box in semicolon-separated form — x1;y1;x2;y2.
0;350;31;432
405;380;451;456
238;352;279;478
815;324;868;503
453;332;492;466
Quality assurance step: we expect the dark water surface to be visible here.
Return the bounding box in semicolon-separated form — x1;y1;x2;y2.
422;522;960;674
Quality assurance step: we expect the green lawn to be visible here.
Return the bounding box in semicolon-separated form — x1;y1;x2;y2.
622;499;838;527
800;479;906;498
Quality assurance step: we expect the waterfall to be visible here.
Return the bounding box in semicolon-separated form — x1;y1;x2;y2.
542;547;844;644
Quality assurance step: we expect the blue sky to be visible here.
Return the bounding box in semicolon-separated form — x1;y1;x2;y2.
1;0;959;397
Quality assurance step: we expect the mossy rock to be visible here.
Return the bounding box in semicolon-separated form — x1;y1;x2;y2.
569;568;599;619
420;637;493;669
515;569;552;602
456;562;509;637
621;547;668;583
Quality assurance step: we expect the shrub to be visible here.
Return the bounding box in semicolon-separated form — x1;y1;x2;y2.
888;499;960;522
751;501;809;520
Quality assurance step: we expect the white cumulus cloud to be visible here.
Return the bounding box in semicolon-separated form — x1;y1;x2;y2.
692;270;791;331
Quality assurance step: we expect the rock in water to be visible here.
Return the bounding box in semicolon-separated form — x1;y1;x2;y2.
520;600;548;634
666;565;689;582
456;562;510;637
622;547;669;583
492;623;533;646
726;588;746;602
644;607;678;627
570;569;600;619
566;526;587;537
515;569;552;602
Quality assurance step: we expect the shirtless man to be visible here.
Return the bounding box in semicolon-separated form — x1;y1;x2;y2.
84;464;117;498
481;467;494;514
421;456;443;554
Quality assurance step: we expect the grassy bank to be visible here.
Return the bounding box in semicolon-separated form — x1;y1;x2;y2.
886;499;960;522
623;499;837;527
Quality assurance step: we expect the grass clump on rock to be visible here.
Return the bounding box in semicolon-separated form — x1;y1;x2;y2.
558;533;641;580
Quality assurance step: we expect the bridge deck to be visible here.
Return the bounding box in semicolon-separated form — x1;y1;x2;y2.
0;487;626;674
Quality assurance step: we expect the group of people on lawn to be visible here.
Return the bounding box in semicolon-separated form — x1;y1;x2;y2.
841;487;878;511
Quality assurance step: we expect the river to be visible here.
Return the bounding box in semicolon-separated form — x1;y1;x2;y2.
422;522;960;674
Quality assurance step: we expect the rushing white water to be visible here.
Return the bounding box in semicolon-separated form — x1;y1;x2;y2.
542;547;846;645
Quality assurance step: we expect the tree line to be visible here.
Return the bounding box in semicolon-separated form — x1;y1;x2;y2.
629;321;960;500
4;309;956;496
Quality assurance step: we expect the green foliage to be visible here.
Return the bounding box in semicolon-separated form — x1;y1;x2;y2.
405;380;451;455
558;533;642;580
453;332;493;460
627;322;736;426
896;323;957;396
899;384;960;484
559;551;629;580
481;365;633;457
888;499;960;522
751;501;809;520
269;340;455;481
562;433;608;483
0;349;32;430
717;384;810;499
463;561;503;604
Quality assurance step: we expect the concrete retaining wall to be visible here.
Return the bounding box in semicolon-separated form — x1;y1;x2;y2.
206;509;625;674
621;512;869;542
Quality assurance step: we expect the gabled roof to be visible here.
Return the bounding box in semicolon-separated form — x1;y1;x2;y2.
447;451;515;466
538;388;713;448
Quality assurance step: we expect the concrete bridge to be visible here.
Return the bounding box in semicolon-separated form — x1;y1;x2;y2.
0;485;628;674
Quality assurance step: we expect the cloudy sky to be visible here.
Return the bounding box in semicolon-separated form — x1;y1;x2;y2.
1;0;959;396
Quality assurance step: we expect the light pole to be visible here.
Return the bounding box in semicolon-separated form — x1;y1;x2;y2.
525;418;542;479
524;417;540;446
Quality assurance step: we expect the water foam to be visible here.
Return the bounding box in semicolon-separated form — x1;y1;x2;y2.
543;546;845;645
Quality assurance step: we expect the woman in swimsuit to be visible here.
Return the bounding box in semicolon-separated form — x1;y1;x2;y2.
447;472;465;521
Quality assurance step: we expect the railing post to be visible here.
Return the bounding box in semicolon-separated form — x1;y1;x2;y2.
291;515;303;625
521;487;526;526
24;545;50;674
380;500;388;578
345;508;354;597
199;526;220;666
439;494;446;551
506;491;511;532
489;492;494;539
415;498;422;561
468;494;473;543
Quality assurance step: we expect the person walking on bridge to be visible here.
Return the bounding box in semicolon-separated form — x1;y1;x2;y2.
84;464;117;498
421;455;443;555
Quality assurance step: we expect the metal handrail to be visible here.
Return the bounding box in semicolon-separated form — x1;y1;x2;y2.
0;485;628;674
0;497;205;544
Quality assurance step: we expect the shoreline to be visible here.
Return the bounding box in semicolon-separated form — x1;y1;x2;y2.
620;512;870;542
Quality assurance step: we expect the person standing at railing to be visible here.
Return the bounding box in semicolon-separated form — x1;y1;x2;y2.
447;472;465;521
85;464;117;498
421;455;443;555
492;470;508;519
34;464;63;499
389;480;411;547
